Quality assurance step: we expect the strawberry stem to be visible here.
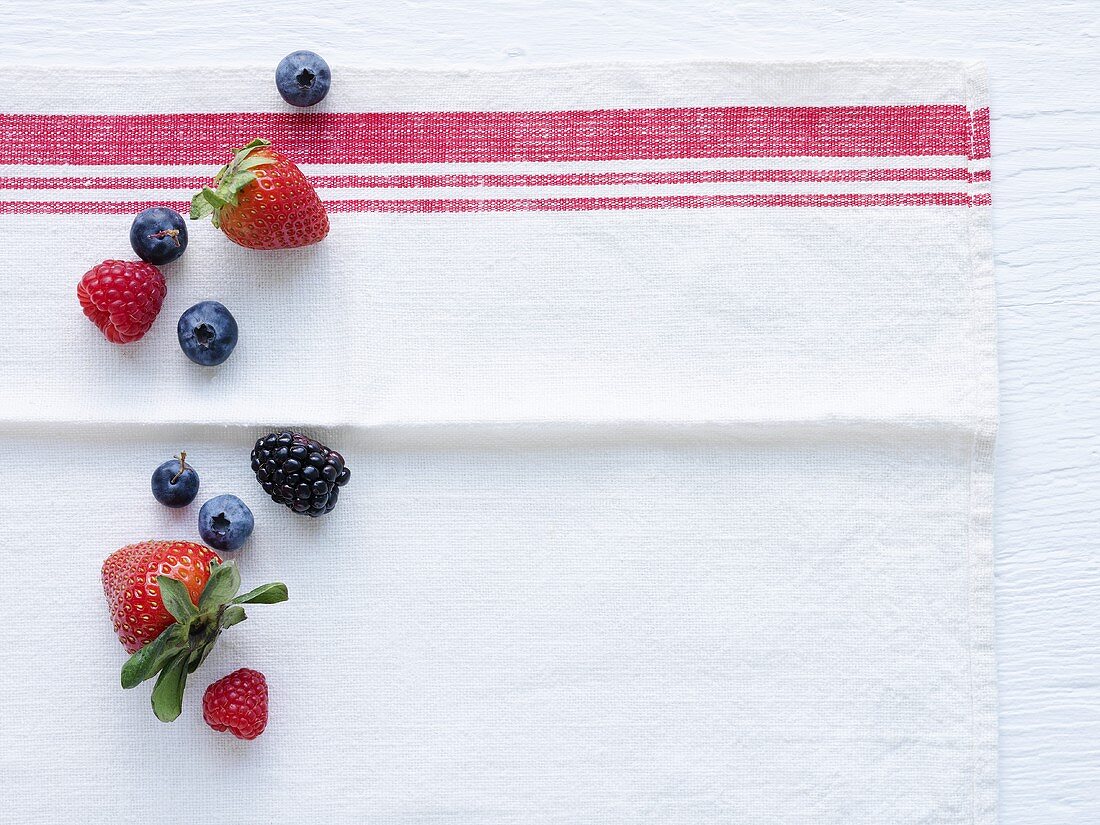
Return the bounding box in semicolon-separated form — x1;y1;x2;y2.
190;139;276;225
119;560;288;722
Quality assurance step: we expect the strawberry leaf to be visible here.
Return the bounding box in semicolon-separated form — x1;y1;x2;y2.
237;154;277;173
150;653;189;722
221;605;248;628
220;171;257;206
232;582;288;605
186;639;218;674
200;186;229;209
121;623;186;689
189;187;228;221
189;191;214;220
198;561;241;610
157;575;197;623
237;138;272;153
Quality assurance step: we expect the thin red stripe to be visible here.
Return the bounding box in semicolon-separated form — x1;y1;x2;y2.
0;175;207;190
0;200;190;214
326;193;977;211
0;192;979;215
311;168;978;187
0;167;975;190
0;106;971;166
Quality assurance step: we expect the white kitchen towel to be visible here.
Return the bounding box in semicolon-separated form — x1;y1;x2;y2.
0;61;996;824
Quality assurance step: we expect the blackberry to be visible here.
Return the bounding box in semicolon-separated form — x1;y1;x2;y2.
250;431;350;517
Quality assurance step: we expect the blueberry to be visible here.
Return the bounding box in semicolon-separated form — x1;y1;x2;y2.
275;50;331;107
198;494;254;552
177;301;238;366
151;452;199;508
129;207;188;265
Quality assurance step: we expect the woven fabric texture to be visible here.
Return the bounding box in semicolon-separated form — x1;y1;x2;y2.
0;60;996;825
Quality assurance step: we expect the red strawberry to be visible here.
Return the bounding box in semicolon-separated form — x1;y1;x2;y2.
190;138;328;250
203;668;269;740
102;540;220;654
102;541;288;722
77;260;167;343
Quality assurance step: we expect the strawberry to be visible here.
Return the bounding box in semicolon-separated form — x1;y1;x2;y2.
77;260;167;344
190;138;329;250
102;540;288;722
203;668;269;740
103;540;220;654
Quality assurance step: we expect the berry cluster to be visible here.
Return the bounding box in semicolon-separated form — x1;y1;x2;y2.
96;52;340;742
78;205;240;367
76;54;335;354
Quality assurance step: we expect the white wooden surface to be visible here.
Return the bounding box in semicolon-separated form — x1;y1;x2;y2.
3;1;1098;821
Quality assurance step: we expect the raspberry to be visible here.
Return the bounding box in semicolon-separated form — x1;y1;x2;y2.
202;668;269;740
77;259;167;344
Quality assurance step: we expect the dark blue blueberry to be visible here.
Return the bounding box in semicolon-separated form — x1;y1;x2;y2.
275;50;331;107
198;494;254;552
177;301;238;366
129;207;188;265
151;453;199;508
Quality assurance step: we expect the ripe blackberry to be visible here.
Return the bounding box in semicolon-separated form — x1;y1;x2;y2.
251;431;350;517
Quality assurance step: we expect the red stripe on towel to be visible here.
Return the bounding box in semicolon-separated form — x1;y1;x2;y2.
0;192;979;215
0;167;976;190
0;105;972;166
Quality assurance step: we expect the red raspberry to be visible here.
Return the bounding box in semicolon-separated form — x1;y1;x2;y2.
77;260;167;344
202;669;269;740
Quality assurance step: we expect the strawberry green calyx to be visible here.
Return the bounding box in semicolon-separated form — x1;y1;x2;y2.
189;138;277;229
120;560;287;722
